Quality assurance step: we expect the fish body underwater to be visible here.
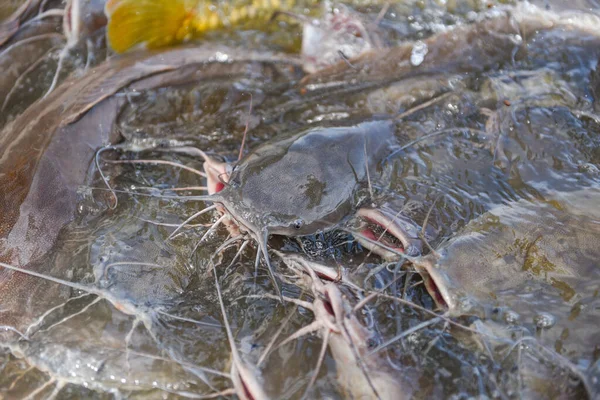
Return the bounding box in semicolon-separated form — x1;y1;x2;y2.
415;188;600;386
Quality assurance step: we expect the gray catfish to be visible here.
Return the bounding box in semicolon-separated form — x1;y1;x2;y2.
414;188;600;390
197;119;426;297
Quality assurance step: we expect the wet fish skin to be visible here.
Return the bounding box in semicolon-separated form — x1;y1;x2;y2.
413;188;600;392
417;189;600;314
219;119;396;238
0;0;43;46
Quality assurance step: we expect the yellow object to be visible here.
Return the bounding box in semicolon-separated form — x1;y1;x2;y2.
105;0;298;53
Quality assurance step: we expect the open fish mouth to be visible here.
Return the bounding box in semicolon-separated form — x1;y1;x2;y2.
352;207;424;260
360;218;406;251
420;270;450;310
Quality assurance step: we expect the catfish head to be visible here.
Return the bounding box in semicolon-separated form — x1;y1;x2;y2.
201;120;430;271
413;188;600;318
350;201;432;259
301;266;413;400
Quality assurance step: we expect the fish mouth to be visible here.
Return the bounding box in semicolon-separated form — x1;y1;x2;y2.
421;272;449;310
352;207;423;260
412;255;455;311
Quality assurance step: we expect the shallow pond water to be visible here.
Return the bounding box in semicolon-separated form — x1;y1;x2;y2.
1;1;600;399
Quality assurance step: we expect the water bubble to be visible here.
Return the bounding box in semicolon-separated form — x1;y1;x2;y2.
534;312;555;329
504;310;520;324
410;41;428;67
579;163;599;175
214;52;229;62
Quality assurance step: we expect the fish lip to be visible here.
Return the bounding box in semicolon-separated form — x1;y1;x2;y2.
413;255;456;312
352;207;423;260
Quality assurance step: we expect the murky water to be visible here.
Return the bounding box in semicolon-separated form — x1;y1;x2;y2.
1;1;600;399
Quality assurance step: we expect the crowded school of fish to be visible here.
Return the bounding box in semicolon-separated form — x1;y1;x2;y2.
1;0;600;398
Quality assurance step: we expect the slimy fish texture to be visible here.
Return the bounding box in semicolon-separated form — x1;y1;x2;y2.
106;0;300;53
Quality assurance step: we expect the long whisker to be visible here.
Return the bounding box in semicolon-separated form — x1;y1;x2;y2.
20;9;64;30
90;187;222;202
36;297;102;334
95;145;118;209
0;325;28;340
0;33;64;59
253;247;261;286
210;255;267;399
23;378;57;400
107;159;207;177
134;185;209;192
338;320;382;400
101;261;167;280
43;45;68;98
420;195;442;257
168;205;217;240
0;261;101;294
0;261;146;321
168;186;209;192
156;146;211;162
137;217;208;228
125;349;231;379
191;214;226;253
155;310;221;329
369;317;442;355
302;328;330;399
277;321;321;348
385;128;488;161
242;294;314;310
257;302;300;366
393;92;452;121
360;291;495;337
1;45;61;112
354;272;406;312
204;235;244;268
256;230;283;301
225;240;250;272
364;137;374;201
238;92;252;161
500;336;591;395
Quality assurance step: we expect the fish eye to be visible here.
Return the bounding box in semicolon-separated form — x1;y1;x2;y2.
293;219;304;230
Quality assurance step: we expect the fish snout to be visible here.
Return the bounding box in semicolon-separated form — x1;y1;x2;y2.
351;207;426;260
413;254;471;314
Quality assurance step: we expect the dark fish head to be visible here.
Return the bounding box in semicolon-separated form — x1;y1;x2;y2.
215;120;395;239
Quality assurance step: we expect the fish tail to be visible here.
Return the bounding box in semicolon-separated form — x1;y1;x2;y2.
106;0;199;53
